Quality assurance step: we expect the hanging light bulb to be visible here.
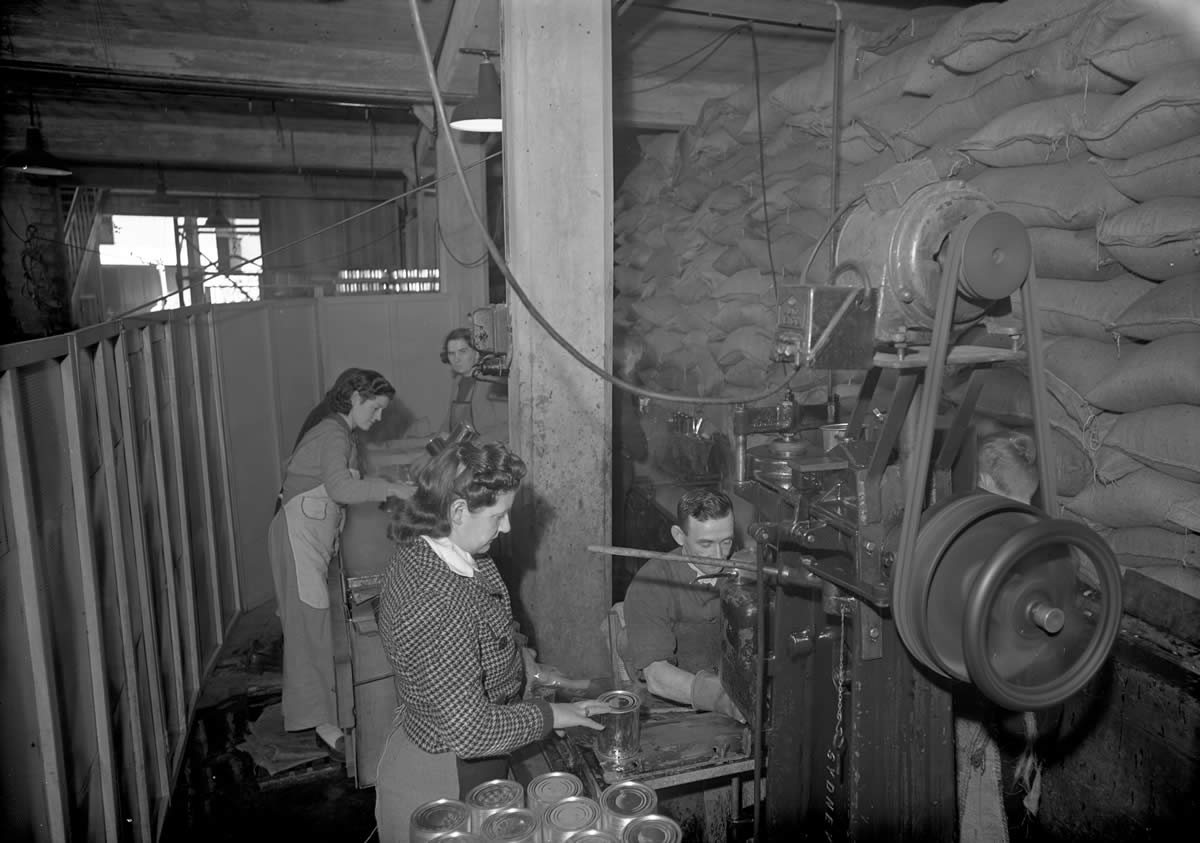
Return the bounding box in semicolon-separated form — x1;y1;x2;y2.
449;57;503;133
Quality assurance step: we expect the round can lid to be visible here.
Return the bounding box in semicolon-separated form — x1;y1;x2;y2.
529;771;583;804
597;690;640;712
601;782;657;818
480;807;537;840
621;814;683;843
466;779;525;810
546;796;601;831
411;799;471;832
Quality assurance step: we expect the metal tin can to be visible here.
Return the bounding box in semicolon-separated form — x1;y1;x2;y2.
620;814;683;843
543;796;602;843
466;779;526;831
565;831;621;843
599;781;657;837
430;833;487;843
480;807;540;843
411;798;472;843
527;771;584;822
594;690;642;762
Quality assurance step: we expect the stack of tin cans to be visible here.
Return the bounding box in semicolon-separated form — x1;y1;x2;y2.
598;781;658;838
415;776;674;843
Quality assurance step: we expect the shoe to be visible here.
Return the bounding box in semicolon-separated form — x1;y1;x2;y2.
315;732;346;764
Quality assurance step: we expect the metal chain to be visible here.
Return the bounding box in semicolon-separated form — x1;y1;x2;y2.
823;605;850;841
832;605;848;755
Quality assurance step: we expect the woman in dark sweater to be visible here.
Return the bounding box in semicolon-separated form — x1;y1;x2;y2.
373;440;609;842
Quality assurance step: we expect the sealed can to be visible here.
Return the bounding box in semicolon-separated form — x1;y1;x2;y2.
431;833;486;843
565;831;621;843
620;814;683;843
594;690;642;762
543;796;602;843
599;781;657;837
480;807;540;843
527;771;584;822
411;798;472;843
466;779;526;831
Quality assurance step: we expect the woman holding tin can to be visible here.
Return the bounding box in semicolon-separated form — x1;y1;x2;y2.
374;440;612;843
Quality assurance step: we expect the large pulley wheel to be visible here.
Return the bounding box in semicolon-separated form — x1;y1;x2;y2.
892;492;1122;710
963;519;1122;710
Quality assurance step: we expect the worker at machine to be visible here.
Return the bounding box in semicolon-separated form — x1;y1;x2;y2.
620;489;746;722
267;368;412;760
441;326;508;443
373;440;611;843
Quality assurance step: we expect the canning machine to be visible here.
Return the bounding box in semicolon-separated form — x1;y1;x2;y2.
724;160;1123;840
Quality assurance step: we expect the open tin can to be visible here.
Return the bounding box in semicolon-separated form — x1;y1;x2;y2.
594;690;642;763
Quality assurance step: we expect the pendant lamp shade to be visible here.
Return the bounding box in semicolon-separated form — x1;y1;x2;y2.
4;127;72;178
449;60;503;133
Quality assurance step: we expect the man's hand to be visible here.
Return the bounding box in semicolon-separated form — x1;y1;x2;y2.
691;670;747;723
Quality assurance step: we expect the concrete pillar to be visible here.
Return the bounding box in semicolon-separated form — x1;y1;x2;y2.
436;131;490;326
501;0;613;677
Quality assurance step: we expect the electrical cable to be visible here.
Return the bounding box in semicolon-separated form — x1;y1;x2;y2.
617;23;746;82
626;25;749;94
406;0;813;407
435;218;489;268
746;23;780;306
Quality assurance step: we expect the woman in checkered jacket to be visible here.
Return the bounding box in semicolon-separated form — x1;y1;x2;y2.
373;440;611;843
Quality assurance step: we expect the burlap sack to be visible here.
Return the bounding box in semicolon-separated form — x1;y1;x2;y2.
958;94;1119;168
1096;136;1200;202
1028;227;1123;281
1064;467;1200;532
1111;271;1200;340
1097;197;1200;281
969;159;1134;230
1085;333;1200;411
903;3;1001;94
1096;403;1200;483
1095;525;1200;568
1079;61;1200;159
1015;275;1157;340
936;0;1098;74
1090;13;1196;83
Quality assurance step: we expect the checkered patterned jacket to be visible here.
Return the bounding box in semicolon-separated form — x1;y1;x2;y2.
378;539;553;758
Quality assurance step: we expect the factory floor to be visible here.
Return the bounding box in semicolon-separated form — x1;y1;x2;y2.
160;602;379;843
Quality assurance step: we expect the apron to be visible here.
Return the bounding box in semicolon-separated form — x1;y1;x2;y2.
448;375;476;430
283;476;354;609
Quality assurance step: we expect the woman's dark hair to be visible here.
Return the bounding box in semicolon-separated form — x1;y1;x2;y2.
326;368;395;414
390;441;526;542
441;327;473;364
291;368;395;450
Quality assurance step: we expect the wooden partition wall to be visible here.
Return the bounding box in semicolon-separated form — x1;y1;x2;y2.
0;309;240;842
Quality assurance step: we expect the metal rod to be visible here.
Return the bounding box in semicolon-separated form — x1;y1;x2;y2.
587;544;783;578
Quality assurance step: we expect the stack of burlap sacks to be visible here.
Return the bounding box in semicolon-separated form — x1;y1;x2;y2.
614;0;1199;591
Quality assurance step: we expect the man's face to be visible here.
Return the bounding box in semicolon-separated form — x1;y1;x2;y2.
673;513;735;575
446;338;478;376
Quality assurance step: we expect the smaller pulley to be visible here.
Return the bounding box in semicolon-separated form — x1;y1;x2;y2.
892;493;1121;710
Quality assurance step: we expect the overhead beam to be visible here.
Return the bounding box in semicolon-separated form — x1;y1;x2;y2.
3;0;470;104
6;113;418;182
69;167;408;202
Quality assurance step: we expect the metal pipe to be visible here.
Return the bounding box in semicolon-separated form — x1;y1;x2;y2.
826;1;844;258
587;544;792;580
